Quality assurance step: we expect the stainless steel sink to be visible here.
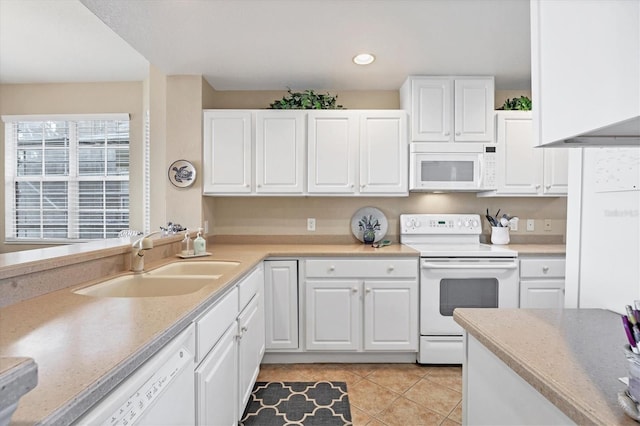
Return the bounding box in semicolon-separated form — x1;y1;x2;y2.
146;260;241;277
73;275;217;298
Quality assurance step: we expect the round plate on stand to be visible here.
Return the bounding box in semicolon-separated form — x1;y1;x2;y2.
350;207;388;243
168;160;196;188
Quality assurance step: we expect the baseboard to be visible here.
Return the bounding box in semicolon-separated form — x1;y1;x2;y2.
262;351;418;364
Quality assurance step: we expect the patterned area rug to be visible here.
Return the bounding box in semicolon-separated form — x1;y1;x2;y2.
240;381;353;425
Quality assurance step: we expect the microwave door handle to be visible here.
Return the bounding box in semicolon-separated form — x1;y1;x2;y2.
477;156;484;189
422;262;518;270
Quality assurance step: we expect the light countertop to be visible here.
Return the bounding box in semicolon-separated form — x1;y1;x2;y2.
505;243;566;255
0;243;417;425
454;308;633;425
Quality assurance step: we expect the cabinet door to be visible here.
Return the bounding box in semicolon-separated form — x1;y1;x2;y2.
305;280;360;350
495;111;542;195
238;294;264;414
307;111;359;194
264;260;299;350
520;279;565;309
410;77;453;142
202;111;252;194
454;78;494;142
196;322;238;426
542;148;569;195
359;111;408;195
363;280;418;351
255;111;305;194
530;0;639;146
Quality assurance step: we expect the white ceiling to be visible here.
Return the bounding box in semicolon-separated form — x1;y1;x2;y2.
0;0;149;84
1;0;532;91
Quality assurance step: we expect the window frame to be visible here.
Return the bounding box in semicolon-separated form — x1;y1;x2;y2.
3;113;130;243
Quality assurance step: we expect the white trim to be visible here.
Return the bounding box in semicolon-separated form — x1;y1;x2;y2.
1;113;130;123
564;148;583;308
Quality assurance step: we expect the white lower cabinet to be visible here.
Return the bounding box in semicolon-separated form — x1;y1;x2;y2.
304;258;418;352
195;264;265;425
238;293;265;412
264;260;299;350
196;323;238;426
464;333;573;424
519;256;566;309
306;280;361;350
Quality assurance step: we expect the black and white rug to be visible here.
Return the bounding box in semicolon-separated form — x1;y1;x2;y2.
240;381;353;425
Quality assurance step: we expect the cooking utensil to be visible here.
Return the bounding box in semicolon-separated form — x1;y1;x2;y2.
500;217;510;227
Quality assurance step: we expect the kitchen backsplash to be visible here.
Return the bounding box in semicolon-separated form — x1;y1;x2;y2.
204;193;566;244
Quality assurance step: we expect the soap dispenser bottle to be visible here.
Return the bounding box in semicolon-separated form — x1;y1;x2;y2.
194;227;206;256
181;230;193;256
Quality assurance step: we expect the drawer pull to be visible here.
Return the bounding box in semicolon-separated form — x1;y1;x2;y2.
352;287;358;293
365;288;371;294
329;266;335;272
542;266;549;273
388;265;395;272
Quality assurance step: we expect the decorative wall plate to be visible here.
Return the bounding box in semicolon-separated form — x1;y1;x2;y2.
168;160;196;188
350;206;388;243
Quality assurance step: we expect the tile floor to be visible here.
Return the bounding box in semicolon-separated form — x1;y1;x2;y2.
257;363;462;426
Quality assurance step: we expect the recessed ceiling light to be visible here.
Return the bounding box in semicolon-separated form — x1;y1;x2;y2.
353;53;375;65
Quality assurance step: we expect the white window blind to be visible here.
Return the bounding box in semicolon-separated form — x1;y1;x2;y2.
3;114;130;242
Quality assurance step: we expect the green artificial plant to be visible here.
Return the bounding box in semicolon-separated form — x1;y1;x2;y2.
499;96;532;111
269;89;343;110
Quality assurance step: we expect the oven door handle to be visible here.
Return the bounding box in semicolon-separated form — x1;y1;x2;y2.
422;262;518;270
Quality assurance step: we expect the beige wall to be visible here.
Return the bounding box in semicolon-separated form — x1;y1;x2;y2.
165;75;205;231
207;194;566;242
202;87;565;243
0;82;144;253
0;81;544;251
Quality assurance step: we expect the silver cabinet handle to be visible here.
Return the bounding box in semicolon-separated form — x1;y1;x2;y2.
388;265;395;272
535;184;541;189
352;287;358;293
329;266;335;272
444;131;450;136
455;132;461;136
365;288;371;294
542;266;549;273
545;185;551;190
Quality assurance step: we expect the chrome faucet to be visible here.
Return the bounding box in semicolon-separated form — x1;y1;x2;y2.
131;231;163;273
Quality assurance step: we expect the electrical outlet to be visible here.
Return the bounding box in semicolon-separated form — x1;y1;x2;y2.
204;220;209;234
509;217;519;232
544;219;552;232
307;218;316;232
526;219;535;232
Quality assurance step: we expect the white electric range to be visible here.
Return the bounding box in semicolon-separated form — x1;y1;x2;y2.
400;214;519;364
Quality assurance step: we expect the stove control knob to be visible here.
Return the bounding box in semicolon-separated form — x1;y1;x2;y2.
471;219;479;228
464;220;470;228
415;221;421;228
457;220;462;228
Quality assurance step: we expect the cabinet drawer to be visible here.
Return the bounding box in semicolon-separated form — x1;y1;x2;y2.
239;265;263;310
305;258;418;278
520;258;566;278
195;287;239;363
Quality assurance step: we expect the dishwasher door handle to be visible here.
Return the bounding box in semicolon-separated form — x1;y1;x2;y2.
422;262;518;270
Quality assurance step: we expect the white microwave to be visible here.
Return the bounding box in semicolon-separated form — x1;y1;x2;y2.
410;143;497;191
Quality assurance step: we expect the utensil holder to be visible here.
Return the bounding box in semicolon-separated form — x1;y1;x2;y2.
491;226;510;245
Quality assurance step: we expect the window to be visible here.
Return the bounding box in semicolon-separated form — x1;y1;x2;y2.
3;114;130;242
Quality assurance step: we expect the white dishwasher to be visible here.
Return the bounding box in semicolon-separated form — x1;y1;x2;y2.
74;324;195;426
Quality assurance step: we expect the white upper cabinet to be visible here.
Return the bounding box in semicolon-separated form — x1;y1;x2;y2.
307;111;359;194
203;111;252;194
255;111;306;194
530;0;640;146
204;109;408;196
359;111;408;194
400;76;494;143
307;110;408;196
484;111;567;196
